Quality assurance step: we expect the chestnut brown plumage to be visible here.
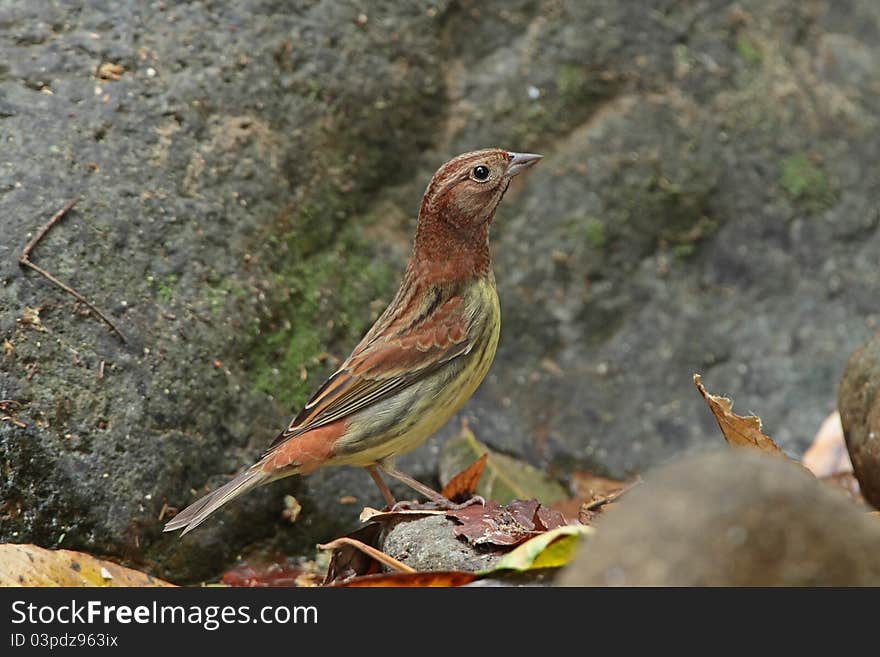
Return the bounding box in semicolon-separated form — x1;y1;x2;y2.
165;149;542;535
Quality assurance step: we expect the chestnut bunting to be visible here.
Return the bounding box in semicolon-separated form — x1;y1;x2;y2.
165;149;542;535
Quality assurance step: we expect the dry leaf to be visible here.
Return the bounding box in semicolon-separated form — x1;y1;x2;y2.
447;499;567;547
693;374;785;456
803;411;852;477
554;471;632;521
571;471;630;500
441;453;487;502
322;523;384;585
485;525;593;573
221;558;321;587
439;427;568;504
0;544;173;587
331;571;477;587
575;478;642;525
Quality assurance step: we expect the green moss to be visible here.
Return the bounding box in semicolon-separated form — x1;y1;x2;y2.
780;153;836;212
673;44;690;73
245;202;396;409
736;36;762;66
583;216;606;248
556;64;587;103
626;172;713;241
156;274;178;305
594;160;719;268
566;214;607;248
671;243;696;259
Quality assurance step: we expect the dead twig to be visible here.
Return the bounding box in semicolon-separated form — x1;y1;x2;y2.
0;415;27;429
158;502;177;522
19;198;126;343
317;537;416;574
0;400;26;428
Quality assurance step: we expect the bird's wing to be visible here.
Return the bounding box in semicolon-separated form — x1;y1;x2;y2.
265;291;475;451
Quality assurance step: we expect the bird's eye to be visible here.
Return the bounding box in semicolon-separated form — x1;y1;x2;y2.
472;165;490;181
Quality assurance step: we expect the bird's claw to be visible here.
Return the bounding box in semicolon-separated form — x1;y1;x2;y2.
388;495;485;512
440;495;485;510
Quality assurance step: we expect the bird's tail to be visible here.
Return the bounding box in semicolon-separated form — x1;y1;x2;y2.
163;466;270;536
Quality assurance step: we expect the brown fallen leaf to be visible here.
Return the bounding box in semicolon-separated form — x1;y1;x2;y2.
221;557;322;587
447;499;567;547
693;374;785;456
571;471;630;500
330;571;477;587
577;478;642;525
439;427;568;504
0;544;173;587
554;471;632;521
695;380;868;508
441;453;487;502
535;504;567;531
803;411;852;477
322;523;384;585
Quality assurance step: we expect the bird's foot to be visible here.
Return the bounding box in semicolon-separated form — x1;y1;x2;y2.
389;495;485;512
437;495;486;511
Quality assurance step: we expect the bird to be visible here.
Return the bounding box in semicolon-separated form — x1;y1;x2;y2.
164;148;542;536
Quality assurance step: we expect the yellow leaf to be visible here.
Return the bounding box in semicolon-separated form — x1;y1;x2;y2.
484;525;593;573
0;544;174;587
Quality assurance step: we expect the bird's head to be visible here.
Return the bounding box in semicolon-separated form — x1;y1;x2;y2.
419;149;543;231
411;148;541;281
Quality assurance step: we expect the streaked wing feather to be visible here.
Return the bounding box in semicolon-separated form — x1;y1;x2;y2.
266;292;472;451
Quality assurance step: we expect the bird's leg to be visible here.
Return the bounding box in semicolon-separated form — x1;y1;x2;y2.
366;464;398;508
377;462;485;511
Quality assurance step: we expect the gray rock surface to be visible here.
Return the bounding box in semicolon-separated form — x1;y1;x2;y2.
558;449;880;586
2;1;879;582
381;515;501;573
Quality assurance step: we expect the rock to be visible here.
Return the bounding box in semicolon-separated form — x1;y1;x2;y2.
380;516;502;573
0;0;438;583
3;0;880;583
558;450;880;586
839;333;880;508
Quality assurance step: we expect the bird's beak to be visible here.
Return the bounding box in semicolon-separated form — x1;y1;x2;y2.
506;152;543;177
